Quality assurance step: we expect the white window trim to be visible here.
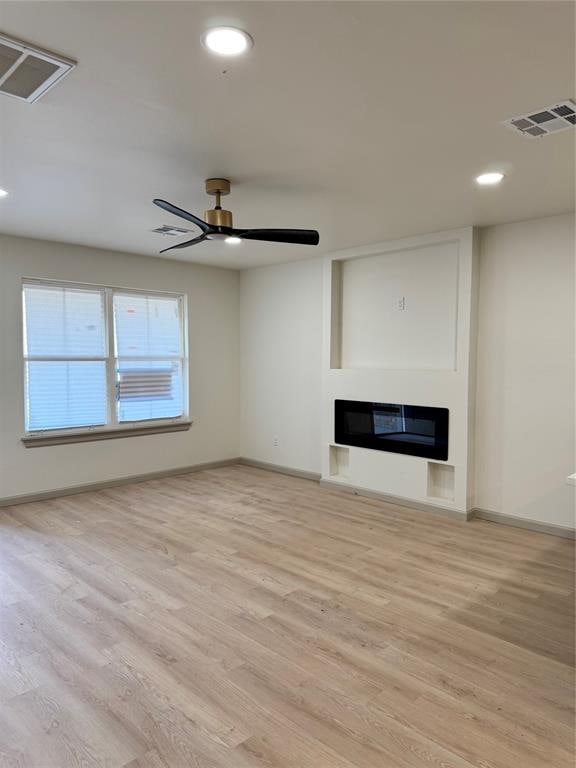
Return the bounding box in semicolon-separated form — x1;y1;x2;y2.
21;278;191;445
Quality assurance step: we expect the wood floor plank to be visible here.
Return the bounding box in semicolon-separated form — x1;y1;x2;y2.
0;464;573;767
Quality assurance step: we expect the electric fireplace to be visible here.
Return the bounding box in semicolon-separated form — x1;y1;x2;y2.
335;400;449;460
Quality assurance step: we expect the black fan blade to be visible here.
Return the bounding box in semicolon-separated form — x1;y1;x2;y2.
237;228;319;246
160;234;207;253
153;199;211;233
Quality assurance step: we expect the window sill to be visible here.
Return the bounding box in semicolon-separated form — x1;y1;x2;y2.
21;421;192;448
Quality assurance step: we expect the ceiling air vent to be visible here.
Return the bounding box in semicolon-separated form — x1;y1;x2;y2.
151;225;195;236
503;99;576;138
0;32;75;103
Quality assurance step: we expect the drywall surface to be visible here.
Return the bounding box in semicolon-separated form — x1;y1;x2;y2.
340;242;459;370
475;214;575;529
0;235;240;499
240;257;323;474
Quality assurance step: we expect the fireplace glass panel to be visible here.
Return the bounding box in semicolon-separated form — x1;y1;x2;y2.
335;400;449;460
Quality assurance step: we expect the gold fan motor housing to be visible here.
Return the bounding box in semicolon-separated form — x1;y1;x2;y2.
204;178;233;227
204;208;233;227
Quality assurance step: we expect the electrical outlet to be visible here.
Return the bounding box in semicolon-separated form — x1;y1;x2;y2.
397;296;406;311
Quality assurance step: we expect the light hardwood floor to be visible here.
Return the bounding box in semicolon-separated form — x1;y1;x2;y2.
0;465;574;768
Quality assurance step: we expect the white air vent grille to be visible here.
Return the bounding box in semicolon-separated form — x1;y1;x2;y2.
151;225;195;236
503;99;576;138
0;33;75;103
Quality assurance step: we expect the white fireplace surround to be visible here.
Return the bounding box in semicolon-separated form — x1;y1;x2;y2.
321;227;479;515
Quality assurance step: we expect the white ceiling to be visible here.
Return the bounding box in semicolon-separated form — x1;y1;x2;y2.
0;1;574;269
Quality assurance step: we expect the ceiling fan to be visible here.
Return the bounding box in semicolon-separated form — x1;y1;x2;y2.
153;178;319;253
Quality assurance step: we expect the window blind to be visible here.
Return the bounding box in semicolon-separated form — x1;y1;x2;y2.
113;292;184;423
23;283;107;431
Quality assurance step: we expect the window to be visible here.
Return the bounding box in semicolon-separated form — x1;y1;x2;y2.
22;280;188;438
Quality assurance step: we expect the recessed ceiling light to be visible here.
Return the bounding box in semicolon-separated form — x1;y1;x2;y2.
225;236;242;244
202;27;253;56
475;172;505;186
0;188;8;198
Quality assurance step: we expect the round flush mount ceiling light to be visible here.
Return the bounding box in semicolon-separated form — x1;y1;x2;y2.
0;188;8;198
202;27;253;56
475;172;505;186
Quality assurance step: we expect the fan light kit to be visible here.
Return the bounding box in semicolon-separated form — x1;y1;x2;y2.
475;172;504;186
202;27;252;56
153;179;319;253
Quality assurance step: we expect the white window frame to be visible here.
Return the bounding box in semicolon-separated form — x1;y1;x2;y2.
22;278;190;444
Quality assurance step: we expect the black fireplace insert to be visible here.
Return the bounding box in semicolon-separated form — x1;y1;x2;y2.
335;400;449;460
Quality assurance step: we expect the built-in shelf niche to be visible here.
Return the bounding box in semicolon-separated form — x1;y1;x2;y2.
329;445;350;480
427;462;455;501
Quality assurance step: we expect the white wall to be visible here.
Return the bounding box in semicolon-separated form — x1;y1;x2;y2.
240;258;323;474
0;235;240;500
475;214;575;528
239;214;575;530
340;242;459;370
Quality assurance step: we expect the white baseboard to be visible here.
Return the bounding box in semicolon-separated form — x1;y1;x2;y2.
0;458;241;508
471;508;575;539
